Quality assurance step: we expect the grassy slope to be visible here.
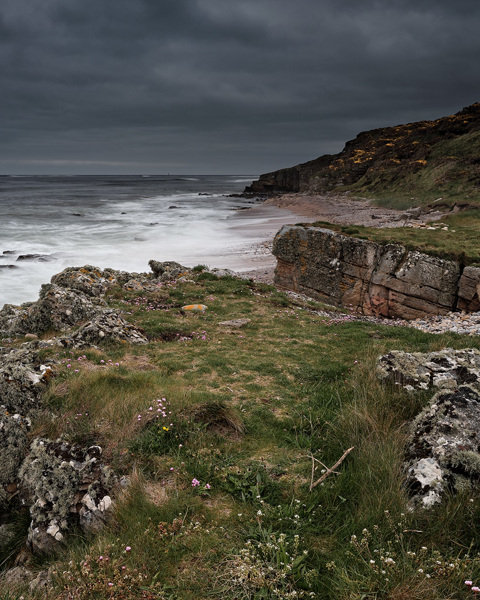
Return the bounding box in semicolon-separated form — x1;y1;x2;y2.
5;272;480;599
349;130;480;208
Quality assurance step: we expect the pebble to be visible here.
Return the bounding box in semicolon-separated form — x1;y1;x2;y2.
284;290;480;336
408;311;480;336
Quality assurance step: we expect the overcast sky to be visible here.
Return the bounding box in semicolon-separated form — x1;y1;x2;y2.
1;0;480;175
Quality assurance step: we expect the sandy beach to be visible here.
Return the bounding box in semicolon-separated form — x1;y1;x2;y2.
230;193;416;283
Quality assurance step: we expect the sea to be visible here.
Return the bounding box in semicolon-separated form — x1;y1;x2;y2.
0;174;275;309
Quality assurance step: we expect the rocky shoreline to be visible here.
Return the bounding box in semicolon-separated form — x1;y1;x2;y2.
3;257;480;594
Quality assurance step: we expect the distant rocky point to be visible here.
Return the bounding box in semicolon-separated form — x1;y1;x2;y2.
246;103;480;203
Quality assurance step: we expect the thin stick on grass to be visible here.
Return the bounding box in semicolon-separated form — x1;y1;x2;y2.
309;446;355;491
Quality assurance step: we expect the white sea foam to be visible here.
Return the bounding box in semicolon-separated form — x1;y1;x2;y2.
0;175;272;308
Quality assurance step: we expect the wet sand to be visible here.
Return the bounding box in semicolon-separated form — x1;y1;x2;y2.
226;194;412;283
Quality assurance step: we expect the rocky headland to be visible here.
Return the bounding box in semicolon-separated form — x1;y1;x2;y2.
245;102;480;204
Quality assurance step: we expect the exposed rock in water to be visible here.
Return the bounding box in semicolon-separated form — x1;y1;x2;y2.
377;348;480;391
18;439;116;554
405;385;480;509
16;254;53;262
272;225;480;319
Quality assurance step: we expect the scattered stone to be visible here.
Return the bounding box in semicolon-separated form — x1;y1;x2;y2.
2;565;33;588
219;318;251;328
405;385;480;509
182;304;208;312
207;267;238;278
29;569;52;593
377;348;480;391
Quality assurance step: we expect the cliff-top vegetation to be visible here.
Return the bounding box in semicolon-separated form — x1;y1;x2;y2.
246;103;480;208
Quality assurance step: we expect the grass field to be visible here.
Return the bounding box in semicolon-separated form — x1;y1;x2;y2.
4;272;480;599
311;208;480;266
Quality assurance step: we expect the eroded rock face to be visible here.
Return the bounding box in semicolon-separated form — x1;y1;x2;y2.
19;439;116;554
405;385;480;509
377;348;480;391
272;225;476;319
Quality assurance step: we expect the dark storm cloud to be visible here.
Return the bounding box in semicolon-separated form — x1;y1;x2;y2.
1;0;480;173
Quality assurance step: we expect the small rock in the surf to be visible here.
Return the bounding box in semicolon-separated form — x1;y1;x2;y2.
16;254;52;262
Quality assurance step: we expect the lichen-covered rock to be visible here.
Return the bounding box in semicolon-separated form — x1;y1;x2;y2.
0;303;32;338
377;348;480;391
0;347;52;415
25;284;106;333
50;265;120;297
123;276;163;293
0;413;29;510
19;439;116;553
405;385;480;509
148;260;191;280
61;309;148;348
0;285;106;336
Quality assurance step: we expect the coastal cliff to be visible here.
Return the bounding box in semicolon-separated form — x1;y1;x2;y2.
272;225;480;319
246;102;480;202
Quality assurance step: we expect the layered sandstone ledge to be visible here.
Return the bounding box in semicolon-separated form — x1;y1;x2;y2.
272;225;480;320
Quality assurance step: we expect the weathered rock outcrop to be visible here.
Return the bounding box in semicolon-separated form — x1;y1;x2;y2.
19;439;116;553
405;385;480;509
377;348;480;391
61;309;148;348
0;346;52;415
273;225;479;319
0;285;106;337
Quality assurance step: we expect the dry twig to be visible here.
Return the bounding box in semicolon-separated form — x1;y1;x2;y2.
309;447;354;491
